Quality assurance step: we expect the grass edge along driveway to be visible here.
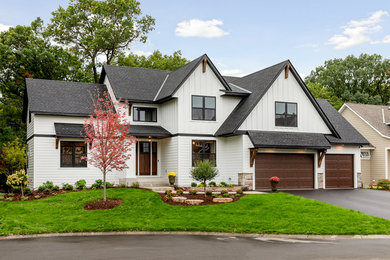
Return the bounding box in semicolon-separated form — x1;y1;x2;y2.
1;188;390;236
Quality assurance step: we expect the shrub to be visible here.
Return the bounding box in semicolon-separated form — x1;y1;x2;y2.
236;189;243;195
34;195;41;199
0;193;4;196
106;182;113;188
377;179;390;185
62;183;73;190
93;179;104;188
21;196;28;201
24;187;32;194
38;186;45;192
176;190;184;196
119;184;127;188
6;170;29;196
205;190;212;196
212;194;218;198
43;181;54;190
189;190;197;195
220;189;228;195
190;160;219;195
208;181;216;187
0;195;4;200
241;186;249;191
230;195;236;199
75;179;87;190
198;183;205;187
219;182;227;187
72;188;77;192
7;193;14;197
164;190;172;201
52;186;60;192
44;188;51;194
5;197;13;202
191;182;197;187
130;182;139;188
228;184;234;187
223;192;230;197
91;186;97;190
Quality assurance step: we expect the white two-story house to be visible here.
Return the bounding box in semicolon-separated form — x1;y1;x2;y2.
24;54;368;190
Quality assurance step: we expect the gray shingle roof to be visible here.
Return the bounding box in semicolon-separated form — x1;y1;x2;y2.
26;78;107;117
54;123;172;138
344;102;390;138
317;99;369;145
248;131;331;149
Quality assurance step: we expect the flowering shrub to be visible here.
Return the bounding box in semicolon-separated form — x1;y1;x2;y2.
6;169;29;196
168;172;176;177
164;190;172;201
269;176;280;183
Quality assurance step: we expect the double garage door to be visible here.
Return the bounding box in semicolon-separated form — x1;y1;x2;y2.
255;153;354;190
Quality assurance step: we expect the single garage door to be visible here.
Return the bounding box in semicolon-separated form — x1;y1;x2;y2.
255;153;314;190
325;154;354;188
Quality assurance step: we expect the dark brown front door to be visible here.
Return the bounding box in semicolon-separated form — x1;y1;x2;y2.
325;154;354;188
137;142;157;176
255;153;314;190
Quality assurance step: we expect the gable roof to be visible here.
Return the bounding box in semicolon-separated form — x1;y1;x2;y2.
26;78;107;117
317;100;369;145
342;103;390;138
102;54;232;103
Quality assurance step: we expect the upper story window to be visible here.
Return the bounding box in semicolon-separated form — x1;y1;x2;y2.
60;141;87;168
192;95;216;121
275;101;297;127
360;151;370;159
133;107;157;122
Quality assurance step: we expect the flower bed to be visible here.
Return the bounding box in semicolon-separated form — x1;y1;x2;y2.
181;186;241;192
159;192;245;206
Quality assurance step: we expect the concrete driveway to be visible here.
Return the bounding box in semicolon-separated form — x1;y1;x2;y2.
288;189;390;220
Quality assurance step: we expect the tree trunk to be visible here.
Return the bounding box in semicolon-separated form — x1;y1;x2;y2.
204;180;207;197
103;170;107;201
21;183;24;198
93;64;98;83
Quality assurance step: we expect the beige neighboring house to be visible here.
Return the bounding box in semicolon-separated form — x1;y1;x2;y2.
340;103;390;186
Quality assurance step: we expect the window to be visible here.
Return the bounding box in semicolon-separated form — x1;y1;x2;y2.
192;96;216;121
133;107;157;122
275;101;297;127
192;140;216;166
360;151;370;159
60;141;87;167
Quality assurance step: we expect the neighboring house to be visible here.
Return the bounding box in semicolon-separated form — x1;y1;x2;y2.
24;54;368;190
340;103;390;186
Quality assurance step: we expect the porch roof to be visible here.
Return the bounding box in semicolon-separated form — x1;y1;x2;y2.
54;123;172;138
247;130;331;150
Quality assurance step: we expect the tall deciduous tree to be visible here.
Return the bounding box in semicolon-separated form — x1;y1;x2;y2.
47;0;155;82
305;54;390;109
83;90;135;200
115;50;189;71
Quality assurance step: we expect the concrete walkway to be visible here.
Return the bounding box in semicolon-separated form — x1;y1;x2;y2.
288;189;390;220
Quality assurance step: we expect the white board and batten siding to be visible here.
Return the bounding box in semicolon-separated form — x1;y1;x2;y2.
26;108;35;187
239;72;332;134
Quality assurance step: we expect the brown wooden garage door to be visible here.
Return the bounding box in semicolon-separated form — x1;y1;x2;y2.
255;153;314;190
325;154;354;188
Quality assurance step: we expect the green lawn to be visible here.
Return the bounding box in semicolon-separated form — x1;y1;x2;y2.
1;188;390;236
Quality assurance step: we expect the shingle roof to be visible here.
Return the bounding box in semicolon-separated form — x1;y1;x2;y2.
317;99;369;145
103;65;169;102
247;131;331;149
223;76;241;83
344;103;390;138
54;123;172;138
26;78;107;117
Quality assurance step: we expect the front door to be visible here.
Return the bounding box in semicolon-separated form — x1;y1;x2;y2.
137;141;157;176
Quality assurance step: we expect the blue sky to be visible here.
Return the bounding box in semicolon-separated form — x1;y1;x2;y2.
1;0;389;78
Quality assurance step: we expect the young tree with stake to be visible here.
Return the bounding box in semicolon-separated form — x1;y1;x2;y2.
83;90;135;200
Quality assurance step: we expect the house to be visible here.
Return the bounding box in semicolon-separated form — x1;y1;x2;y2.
24;54;369;190
339;103;390;187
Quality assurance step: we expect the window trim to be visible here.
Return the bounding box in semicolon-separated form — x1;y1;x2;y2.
360;151;371;160
60;141;88;168
133;106;157;122
191;140;217;167
275;101;298;127
191;95;216;121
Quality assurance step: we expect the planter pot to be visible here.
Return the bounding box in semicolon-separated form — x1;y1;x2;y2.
270;181;279;192
168;176;176;185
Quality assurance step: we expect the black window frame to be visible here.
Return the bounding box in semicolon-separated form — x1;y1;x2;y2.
275;101;298;127
133;107;157;122
191;140;216;167
60;141;88;168
191;95;216;121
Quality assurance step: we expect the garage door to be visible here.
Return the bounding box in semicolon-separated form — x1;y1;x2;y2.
255;153;314;190
325;154;354;188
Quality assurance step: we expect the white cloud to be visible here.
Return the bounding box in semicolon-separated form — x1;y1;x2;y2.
221;69;247;77
175;19;229;38
371;34;390;44
327;10;389;49
132;50;153;56
296;43;319;49
0;24;11;32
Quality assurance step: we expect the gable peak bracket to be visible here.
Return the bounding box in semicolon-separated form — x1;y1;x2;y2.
250;148;259;167
317;149;327;168
203;58;207;73
285;64;290;79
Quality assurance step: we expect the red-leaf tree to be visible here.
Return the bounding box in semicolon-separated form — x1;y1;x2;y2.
83;90;135;200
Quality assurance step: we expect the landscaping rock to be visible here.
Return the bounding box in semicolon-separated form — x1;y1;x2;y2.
185;199;204;205
172;196;187;203
213;197;233;203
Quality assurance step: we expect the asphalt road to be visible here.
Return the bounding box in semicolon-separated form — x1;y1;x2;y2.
288;189;390;220
1;235;390;260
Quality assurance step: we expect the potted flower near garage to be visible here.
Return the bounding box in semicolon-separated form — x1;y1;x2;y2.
168;172;176;185
269;176;280;192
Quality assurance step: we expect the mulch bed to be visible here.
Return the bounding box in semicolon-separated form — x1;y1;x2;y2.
83;199;122;210
1;189;74;201
159;193;245;206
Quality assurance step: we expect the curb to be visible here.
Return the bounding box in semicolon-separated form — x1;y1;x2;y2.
1;231;390;240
